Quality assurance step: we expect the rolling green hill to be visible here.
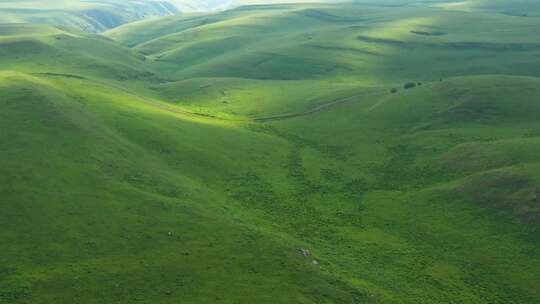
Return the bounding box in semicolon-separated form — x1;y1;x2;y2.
435;0;540;16
107;2;540;114
0;0;343;32
0;24;158;83
0;0;179;32
1;1;540;303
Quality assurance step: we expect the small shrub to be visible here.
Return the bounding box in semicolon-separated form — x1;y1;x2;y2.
390;88;398;94
404;82;416;89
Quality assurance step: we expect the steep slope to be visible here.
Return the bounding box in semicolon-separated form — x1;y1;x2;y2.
0;71;377;303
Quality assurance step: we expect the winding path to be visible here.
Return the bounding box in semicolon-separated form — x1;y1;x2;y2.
252;89;386;122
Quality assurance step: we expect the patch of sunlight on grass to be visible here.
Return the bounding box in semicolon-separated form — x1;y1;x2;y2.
362;17;439;40
89;84;243;129
434;1;475;11
0;70;58;89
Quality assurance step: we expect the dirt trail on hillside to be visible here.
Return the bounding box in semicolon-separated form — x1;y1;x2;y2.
253;90;385;122
116;82;386;123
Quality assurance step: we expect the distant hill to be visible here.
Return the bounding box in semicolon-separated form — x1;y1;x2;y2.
0;0;372;32
0;0;339;32
0;0;179;32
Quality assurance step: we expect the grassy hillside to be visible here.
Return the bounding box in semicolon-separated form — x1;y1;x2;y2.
435;0;540;16
107;2;540;114
0;0;178;32
0;23;165;89
1;71;374;303
2;1;540;303
169;0;345;12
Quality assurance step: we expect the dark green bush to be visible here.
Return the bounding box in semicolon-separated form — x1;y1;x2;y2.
404;82;416;89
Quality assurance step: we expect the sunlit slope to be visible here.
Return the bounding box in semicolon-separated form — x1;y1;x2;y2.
3;70;540;303
0;71;378;303
169;0;345;12
105;13;236;47
149;77;386;118
436;0;540;17
106;2;540;119
109;3;540;83
169;0;235;11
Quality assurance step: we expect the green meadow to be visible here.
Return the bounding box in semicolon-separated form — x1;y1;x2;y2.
1;0;540;303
